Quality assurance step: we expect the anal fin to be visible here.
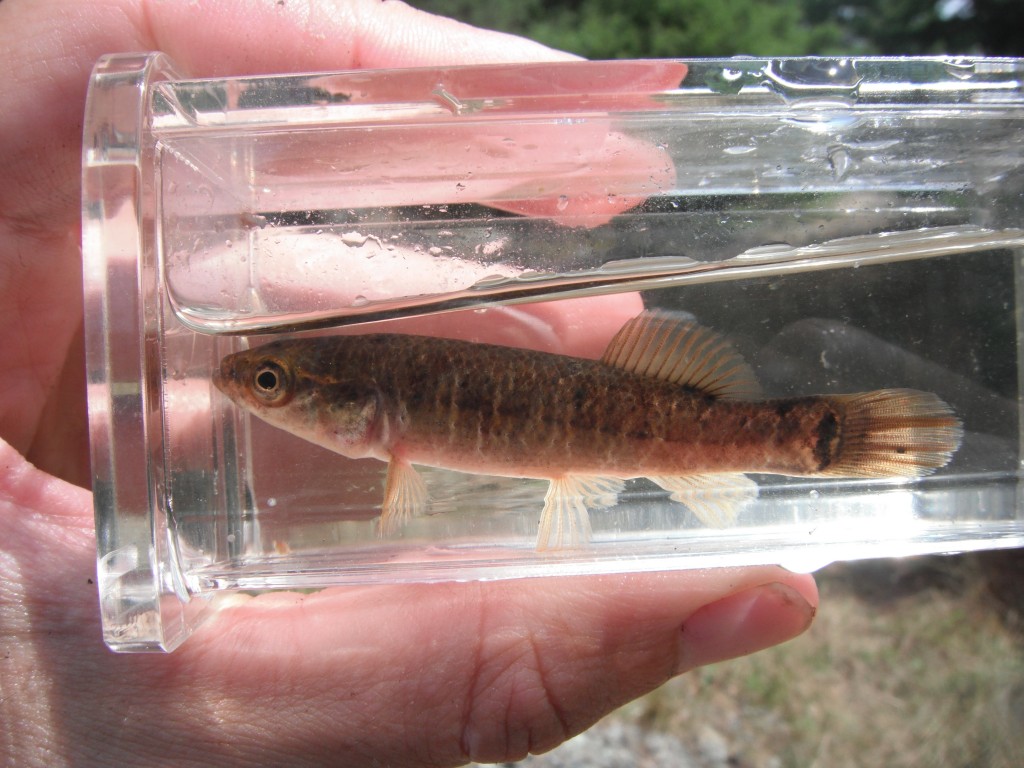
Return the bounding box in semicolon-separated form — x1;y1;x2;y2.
379;455;429;536
647;473;757;527
537;475;625;551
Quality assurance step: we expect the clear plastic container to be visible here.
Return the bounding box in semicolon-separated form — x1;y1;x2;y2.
82;53;1024;652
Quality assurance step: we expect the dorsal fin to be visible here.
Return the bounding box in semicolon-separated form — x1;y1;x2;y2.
601;311;760;400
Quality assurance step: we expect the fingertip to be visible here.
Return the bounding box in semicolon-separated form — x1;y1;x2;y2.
675;576;818;674
350;0;580;68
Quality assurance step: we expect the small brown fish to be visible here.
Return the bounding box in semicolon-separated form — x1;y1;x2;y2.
214;312;963;549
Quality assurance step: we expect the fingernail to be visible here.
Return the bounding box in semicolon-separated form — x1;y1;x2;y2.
675;581;816;674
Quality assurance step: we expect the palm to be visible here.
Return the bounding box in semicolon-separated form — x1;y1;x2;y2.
0;96;88;486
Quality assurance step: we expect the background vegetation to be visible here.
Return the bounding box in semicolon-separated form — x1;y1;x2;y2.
409;0;1023;57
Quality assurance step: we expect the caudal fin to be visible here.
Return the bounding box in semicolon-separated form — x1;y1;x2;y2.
823;389;963;478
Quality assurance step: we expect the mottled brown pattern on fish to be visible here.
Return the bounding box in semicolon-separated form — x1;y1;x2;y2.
248;334;851;479
214;313;962;548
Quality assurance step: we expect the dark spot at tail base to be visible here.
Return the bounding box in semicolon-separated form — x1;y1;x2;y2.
814;410;839;471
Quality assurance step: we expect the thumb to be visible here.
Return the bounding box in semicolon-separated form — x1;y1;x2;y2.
173;566;817;766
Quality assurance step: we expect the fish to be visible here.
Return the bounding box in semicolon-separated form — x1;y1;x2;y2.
213;311;963;549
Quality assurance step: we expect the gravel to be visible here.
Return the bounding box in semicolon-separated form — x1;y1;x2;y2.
469;720;702;768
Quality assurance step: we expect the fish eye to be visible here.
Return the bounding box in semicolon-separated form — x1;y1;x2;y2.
251;360;293;406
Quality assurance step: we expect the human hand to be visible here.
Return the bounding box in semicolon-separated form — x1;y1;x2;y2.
0;1;817;765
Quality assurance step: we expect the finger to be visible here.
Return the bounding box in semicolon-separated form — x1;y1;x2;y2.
164;567;816;766
383;297;645;359
0;439;96;641
146;0;578;75
0;0;573;225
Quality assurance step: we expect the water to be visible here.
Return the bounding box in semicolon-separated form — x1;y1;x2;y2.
156;233;1024;594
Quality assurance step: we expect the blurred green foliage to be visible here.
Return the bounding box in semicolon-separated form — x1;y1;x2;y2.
409;0;1022;57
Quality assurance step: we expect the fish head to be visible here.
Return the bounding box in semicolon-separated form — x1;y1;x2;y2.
213;339;386;459
214;342;300;415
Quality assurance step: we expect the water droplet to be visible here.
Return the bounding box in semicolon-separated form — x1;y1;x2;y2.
808;489;820;499
431;85;464;115
556;195;569;211
706;66;747;94
473;274;510;289
766;58;861;93
352;295;369;307
827;145;853;181
724;145;757;156
266;497;278;507
944;58;975;80
342;231;368;246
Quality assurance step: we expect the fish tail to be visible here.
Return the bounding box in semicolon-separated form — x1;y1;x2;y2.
823;389;963;478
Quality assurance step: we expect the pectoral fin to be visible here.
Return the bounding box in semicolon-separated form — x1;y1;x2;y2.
537;475;625;551
647;473;757;527
379;455;429;536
